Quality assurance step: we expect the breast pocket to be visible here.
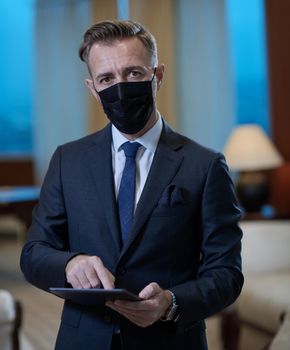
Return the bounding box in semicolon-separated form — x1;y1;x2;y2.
151;203;193;217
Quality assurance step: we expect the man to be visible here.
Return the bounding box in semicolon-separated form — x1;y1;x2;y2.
20;20;243;350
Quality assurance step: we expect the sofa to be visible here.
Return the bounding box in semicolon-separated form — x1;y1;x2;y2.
269;306;290;350
223;220;290;350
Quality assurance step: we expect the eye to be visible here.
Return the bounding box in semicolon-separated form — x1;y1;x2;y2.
127;70;144;80
130;70;141;77
99;76;113;84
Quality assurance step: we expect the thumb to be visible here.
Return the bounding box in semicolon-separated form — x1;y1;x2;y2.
139;282;161;300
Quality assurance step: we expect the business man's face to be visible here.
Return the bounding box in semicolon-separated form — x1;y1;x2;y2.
88;37;158;90
85;37;164;137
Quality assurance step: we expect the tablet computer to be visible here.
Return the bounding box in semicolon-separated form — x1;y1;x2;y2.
49;288;141;306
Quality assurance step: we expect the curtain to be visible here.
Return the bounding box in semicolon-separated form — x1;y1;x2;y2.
175;0;235;151
34;0;91;181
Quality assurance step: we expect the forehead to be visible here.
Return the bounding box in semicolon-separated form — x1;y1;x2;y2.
88;37;152;75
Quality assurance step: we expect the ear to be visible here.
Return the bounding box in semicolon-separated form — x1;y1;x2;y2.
156;64;165;91
85;79;101;103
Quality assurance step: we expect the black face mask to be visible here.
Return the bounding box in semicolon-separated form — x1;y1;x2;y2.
97;75;155;134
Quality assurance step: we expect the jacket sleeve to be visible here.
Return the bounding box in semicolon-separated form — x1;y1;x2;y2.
20;146;81;291
170;153;243;333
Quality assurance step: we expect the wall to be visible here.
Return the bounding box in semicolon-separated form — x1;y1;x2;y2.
266;0;290;161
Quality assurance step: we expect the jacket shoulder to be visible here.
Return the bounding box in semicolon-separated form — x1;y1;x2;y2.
163;121;222;163
58;124;111;154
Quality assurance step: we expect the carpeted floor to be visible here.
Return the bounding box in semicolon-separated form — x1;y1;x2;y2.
0;236;222;350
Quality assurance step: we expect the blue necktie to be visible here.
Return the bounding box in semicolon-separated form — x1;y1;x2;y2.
118;142;141;243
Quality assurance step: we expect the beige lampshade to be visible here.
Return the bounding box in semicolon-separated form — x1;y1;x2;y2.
224;124;283;171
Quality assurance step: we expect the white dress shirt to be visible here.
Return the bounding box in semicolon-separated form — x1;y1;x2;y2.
111;114;163;210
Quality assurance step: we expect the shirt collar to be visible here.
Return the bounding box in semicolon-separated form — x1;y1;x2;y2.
112;112;163;153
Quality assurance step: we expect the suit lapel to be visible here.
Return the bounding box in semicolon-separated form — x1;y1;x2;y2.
119;122;184;259
85;125;122;255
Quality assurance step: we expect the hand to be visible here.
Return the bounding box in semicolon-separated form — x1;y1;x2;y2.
65;255;115;289
106;282;172;327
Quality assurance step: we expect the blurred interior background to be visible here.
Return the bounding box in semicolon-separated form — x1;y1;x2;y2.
0;1;289;349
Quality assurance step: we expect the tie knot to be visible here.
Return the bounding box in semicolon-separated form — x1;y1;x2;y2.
122;142;141;158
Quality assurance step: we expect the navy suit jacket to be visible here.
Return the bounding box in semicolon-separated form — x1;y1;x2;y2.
20;120;243;350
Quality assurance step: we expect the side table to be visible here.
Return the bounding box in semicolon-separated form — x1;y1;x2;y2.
0;186;40;231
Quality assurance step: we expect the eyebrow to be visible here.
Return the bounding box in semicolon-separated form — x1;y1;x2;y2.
95;65;147;80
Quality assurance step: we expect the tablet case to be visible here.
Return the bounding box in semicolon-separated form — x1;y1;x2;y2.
49;288;141;306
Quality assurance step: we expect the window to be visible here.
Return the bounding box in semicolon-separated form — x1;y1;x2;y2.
226;0;270;132
0;0;34;155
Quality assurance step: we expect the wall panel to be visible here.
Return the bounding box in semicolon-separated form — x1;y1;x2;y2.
266;0;290;160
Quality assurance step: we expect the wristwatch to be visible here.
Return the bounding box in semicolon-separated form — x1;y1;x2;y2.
160;290;179;322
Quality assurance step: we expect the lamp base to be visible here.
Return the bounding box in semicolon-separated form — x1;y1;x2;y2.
236;171;269;213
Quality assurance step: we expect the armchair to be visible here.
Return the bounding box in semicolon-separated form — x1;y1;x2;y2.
223;220;290;350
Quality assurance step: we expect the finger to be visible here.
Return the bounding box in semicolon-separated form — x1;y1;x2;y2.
75;270;92;289
84;267;101;288
126;315;153;327
120;313;149;327
67;274;82;289
106;269;115;288
92;258;115;289
115;310;146;327
106;302;153;327
67;257;93;289
139;282;161;300
106;302;148;322
67;265;90;289
112;300;153;311
107;301;156;317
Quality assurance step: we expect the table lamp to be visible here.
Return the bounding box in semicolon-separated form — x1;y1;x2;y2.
224;124;283;212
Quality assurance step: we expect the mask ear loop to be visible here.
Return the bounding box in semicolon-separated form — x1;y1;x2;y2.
151;67;157;82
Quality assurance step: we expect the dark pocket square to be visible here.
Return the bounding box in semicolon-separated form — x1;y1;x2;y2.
158;184;185;208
